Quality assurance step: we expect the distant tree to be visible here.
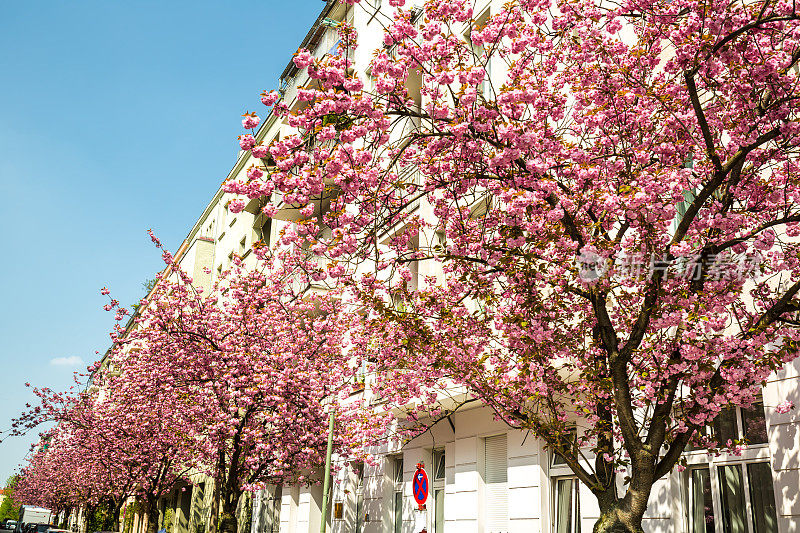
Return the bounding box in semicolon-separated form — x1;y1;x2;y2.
0;475;20;521
10;366;195;533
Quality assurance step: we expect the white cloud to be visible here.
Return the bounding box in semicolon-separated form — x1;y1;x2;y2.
50;356;84;367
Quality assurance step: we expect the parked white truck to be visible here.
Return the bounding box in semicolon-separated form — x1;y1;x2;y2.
16;507;52;530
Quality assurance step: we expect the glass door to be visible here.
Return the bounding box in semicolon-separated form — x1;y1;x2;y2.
553;477;580;533
687;462;778;533
688;468;715;533
432;449;445;533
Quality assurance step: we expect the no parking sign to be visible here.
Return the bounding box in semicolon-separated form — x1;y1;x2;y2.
412;462;429;510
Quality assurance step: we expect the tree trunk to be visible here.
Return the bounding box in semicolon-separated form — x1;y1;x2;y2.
62;507;73;530
112;499;124;531
592;481;650;533
98;499;117;532
218;492;240;533
143;496;159;533
593;512;645;533
81;505;89;533
208;476;220;533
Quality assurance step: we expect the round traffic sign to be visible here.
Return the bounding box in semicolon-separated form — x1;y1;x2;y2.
412;466;429;506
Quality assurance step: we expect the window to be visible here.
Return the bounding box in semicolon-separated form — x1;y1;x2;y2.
353;461;365;533
554;477;580;533
686;462;778;533
709;401;768;447
269;486;282;533
239;237;247;256
673;187;696;233
687;399;768;450
718;465;747;533
391;455;403;533
353;359;367;392
433;489;444;533
484;434;508;533
394;491;402;533
432;450;445;533
333;502;344;520
688;468;714;533
191;483;206;533
409;235;419;292
747;462;778;533
255;485;281;533
433;230;447;257
393;454;403;483
433;449;445;481
551;428;578;467
740;402;769;444
254;215;272;246
391;291;408;313
713;407;739;445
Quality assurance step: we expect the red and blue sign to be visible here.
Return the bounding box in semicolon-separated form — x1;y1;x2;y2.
412;463;429;508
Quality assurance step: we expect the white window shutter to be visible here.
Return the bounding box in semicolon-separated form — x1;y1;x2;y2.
485;435;508;533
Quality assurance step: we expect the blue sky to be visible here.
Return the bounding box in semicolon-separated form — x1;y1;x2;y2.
0;0;325;484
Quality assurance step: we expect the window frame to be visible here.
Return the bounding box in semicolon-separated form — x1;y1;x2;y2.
389;455;403;533
686;466;717;533
686;397;770;451
682;396;775;533
552;476;581;533
431;449;445;533
683;459;779;533
550;427;578;468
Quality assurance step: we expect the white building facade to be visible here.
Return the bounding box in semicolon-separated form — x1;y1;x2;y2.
160;1;800;532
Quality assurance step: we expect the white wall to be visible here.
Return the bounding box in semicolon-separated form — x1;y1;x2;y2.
765;358;800;532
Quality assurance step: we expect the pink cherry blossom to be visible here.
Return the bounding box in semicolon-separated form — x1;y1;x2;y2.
260;90;280;107
241;112;260;130
292;49;313;69
776;400;794;414
238;134;256;150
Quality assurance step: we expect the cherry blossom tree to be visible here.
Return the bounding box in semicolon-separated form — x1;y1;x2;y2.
10;236;379;533
15;432;91;519
228;0;800;529
9;369;195;533
10;390;135;525
84;373;196;533
105;243;374;533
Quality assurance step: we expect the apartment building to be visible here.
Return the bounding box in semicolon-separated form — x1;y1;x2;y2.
143;1;800;532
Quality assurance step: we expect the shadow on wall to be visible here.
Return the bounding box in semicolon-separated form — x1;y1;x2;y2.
771;421;800;532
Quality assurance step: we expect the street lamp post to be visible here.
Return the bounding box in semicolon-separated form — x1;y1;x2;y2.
319;409;335;533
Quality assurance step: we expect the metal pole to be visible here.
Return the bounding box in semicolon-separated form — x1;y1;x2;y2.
319;409;335;533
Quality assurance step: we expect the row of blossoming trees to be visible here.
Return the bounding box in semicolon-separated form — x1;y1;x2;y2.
8;0;800;531
7;246;385;533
